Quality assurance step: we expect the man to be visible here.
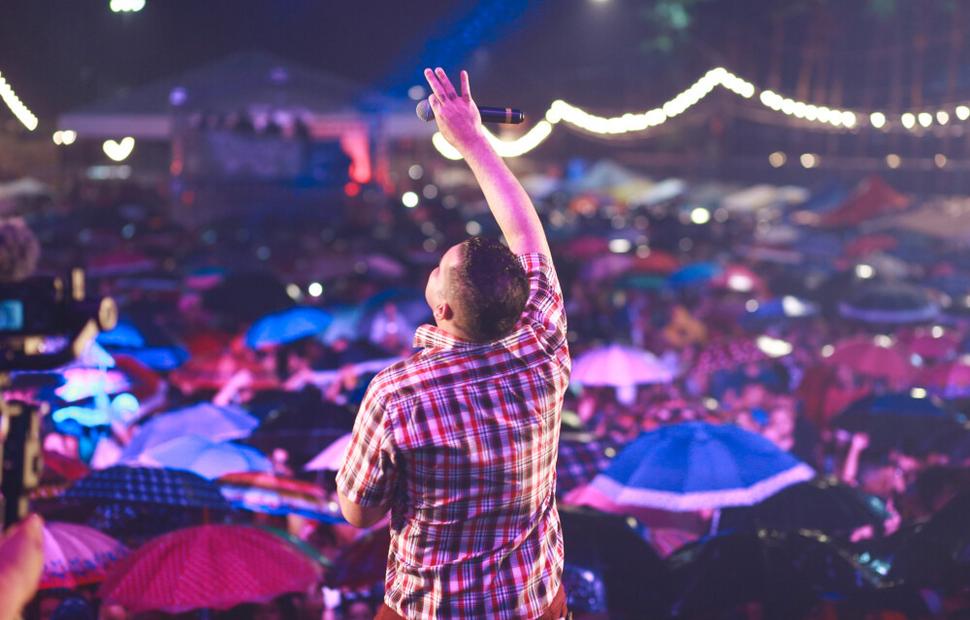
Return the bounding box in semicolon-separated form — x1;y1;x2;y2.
337;68;570;619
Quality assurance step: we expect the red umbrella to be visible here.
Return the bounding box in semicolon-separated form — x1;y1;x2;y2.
916;359;970;398
99;524;322;612
631;250;680;275
824;337;913;383
843;234;898;259
898;327;962;360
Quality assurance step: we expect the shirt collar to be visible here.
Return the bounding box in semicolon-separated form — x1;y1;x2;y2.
413;324;478;350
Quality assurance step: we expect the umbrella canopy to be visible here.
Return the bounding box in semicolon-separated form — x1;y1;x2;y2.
203;271;293;323
304;433;352;472
130;435;272;480
65;466;230;510
324;527;391;590
99;524;323;613
667;530;888;618
824;336;913;383
742;296;819;329
571;344;674;387
217;472;343;523
590;422;814;511
41;522;128;590
916;358;970;398
245;306;333;349
693;339;766;374
121;403;259;461
839;283;939;325
833;392;965;455
889;492;970;589
898;327;962;361
667;262;722;290
559;506;671;618
719;478;889;539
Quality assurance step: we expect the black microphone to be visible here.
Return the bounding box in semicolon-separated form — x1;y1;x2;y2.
416;99;525;124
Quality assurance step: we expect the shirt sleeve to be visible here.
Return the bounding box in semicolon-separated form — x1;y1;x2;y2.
336;383;397;508
517;253;568;349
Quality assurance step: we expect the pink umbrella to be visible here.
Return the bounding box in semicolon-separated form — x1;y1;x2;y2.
42;522;128;590
824;337;913;383
99;524;322;612
916;359;970;398
898;327;962;360
304;433;352;472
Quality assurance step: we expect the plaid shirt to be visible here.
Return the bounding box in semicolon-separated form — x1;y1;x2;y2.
337;253;570;620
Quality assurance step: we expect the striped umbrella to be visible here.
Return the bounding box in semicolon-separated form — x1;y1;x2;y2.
218;472;343;523
99;524;322;612
41;522;128;590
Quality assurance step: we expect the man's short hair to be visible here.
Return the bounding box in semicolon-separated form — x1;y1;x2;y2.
450;237;528;341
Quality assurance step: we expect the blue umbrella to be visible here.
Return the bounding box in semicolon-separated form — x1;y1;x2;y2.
590;422;814;511
131;435;272;480
97;316;189;371
667;263;722;290
121;403;259;461
97;320;145;349
246;307;332;349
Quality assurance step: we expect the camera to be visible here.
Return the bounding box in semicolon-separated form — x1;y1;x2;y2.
0;269;117;527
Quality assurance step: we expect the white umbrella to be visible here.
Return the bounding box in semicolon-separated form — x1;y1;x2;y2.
304;433;352;472
571;344;675;388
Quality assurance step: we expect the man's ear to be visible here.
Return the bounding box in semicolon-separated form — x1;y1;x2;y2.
434;301;453;322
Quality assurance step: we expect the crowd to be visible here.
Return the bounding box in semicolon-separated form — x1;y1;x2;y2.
2;163;970;618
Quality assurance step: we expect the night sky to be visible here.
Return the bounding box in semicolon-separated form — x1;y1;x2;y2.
1;0;647;124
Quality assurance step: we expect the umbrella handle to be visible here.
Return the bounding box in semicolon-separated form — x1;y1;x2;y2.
709;508;721;536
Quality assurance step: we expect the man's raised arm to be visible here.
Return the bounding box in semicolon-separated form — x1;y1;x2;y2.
424;68;550;258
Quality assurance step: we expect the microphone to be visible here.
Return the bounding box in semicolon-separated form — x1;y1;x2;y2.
416;99;525;124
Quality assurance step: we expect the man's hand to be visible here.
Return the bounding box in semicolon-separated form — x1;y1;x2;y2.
0;514;44;620
424;68;550;256
424;68;485;155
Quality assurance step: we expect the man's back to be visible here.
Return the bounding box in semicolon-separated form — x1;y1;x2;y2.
338;253;570;619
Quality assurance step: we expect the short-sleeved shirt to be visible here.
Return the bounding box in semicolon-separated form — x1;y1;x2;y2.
337;253;570;620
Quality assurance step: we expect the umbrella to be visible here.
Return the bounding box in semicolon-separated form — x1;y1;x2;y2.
667;530;889;618
839;282;939;325
667;262;722;290
244;393;354;466
571;344;674;387
559;506;671;619
203;271;293;323
629;250;679;275
832;393;965;456
324;527;391;590
130;435;272;480
121;403;258;461
711;265;765;295
589;422;814;511
693;339;766;374
556;438;616;499
99;524;323;613
898;327;962;360
41;522;128;590
97;317;189;371
823;336;913;383
719;478;889;539
742;296;818;329
217;472;343;523
246;306;333;349
844;234;898;258
65;466;230;510
889;492;970;589
915;358;970;398
304;433;352;472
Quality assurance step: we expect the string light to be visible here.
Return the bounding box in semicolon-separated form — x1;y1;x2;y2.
52;130;77;146
0;71;38;131
430;65;970;159
110;0;145;12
